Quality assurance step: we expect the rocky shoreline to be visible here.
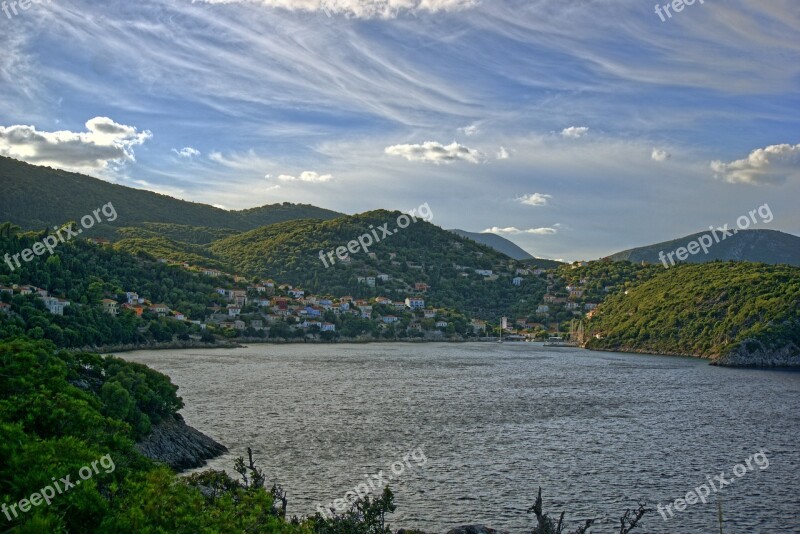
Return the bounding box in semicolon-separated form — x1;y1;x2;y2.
135;413;228;471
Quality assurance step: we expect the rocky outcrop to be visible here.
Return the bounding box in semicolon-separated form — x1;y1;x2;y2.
712;340;800;368
136;414;227;471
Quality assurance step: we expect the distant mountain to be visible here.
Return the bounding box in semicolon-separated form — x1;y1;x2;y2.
450;229;533;259
608;229;800;266
450;229;562;268
0;156;342;236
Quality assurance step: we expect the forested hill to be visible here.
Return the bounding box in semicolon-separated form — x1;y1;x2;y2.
586;262;800;367
205;210;553;318
0;156;342;234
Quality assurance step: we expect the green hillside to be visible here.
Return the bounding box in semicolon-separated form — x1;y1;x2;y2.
0;156;342;236
207;210;548;318
586;262;800;366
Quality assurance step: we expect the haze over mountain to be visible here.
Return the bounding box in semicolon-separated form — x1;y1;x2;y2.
609;229;800;267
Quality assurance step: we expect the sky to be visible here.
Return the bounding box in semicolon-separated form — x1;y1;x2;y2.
0;0;798;262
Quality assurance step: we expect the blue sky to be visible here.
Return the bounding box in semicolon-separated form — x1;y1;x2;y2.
1;0;798;261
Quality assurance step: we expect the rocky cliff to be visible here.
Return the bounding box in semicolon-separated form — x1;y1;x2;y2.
136;413;228;471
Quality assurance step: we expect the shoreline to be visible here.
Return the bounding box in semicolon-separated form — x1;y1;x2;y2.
101;338;800;369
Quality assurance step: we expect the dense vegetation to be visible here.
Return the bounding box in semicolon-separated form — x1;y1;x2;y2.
586;262;800;361
0;337;407;532
207;211;552;319
0;156;341;237
0;225;222;347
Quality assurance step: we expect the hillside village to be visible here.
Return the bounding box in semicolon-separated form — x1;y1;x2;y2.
1;242;606;343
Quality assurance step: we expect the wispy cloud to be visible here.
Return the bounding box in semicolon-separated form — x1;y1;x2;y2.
385;141;485;164
561;126;589;139
651;148;671;162
496;146;510;160
277;171;334;183
192;0;478;19
459;123;480;136
483;226;558;235
173;146;201;158
712;143;800;185
516;193;552;206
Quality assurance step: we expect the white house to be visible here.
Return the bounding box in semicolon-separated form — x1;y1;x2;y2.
512;277;523;286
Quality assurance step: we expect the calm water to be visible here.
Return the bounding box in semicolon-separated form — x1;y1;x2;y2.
122;343;800;533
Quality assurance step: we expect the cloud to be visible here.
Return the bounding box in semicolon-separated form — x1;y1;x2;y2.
385;141;485;164
561;126;589;139
0;117;151;172
193;0;478;19
651;148;671;162
516;193;552;206
277;171;334;183
459;123;480;136
711;143;800;185
496;146;510;160
482;226;558;235
173;146;201;158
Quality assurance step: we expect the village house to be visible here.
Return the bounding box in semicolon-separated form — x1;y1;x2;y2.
321;322;336;332
382;315;400;324
512;277;523;286
18;285;35;296
377;274;391;282
42;296;64;316
536;305;550;314
414;282;429;292
474;269;493;277
226;304;241;317
423;309;436;319
435;321;448;328
150;303;170;317
405;296;425;310
101;299;119;316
